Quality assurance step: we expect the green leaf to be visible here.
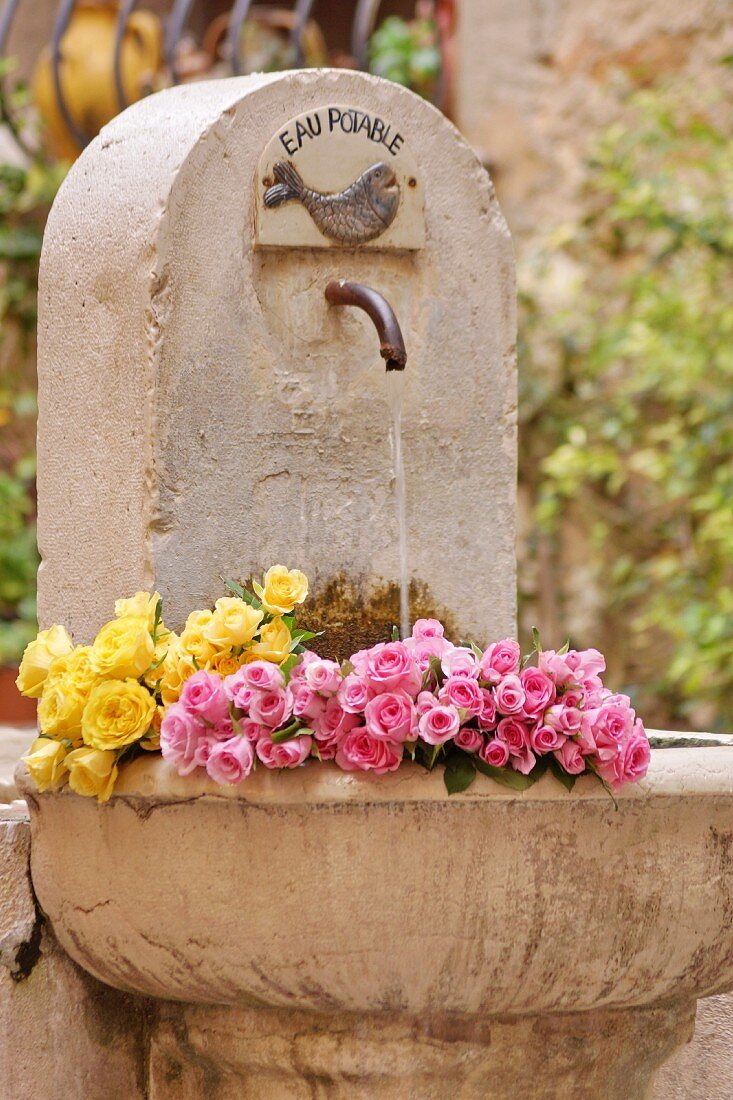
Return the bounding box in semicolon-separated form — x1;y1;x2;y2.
557;639;570;656
474;758;540;790
443;751;476;795
280;653;301;683
220;576;245;598
288;629;323;652
391;624;400;641
271;719;306;744
340;659;354;677
152;597;164;643
548;755;577;792
531;626;542;652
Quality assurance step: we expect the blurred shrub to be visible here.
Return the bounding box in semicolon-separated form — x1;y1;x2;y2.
0;150;66;665
519;86;733;730
368;15;441;99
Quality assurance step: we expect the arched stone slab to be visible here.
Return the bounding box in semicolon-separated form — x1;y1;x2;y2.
37;70;516;644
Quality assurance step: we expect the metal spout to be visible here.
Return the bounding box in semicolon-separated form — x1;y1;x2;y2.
325;280;407;371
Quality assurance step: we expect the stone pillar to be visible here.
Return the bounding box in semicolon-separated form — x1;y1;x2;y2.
36;70;516;648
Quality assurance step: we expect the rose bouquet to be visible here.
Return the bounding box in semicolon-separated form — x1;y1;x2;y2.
17;567;650;801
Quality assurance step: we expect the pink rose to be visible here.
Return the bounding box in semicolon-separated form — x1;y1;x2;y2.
364;690;417;743
291;680;327;722
312;697;360;758
583;701;635;760
180;670;229;724
476;689;497;730
249;687;293;729
493;675;526;716
529;723;564;755
238;660;285;691
256;734;312;769
347;648;371;676
305;658;343;696
509;743;536;775
289;650;320;682
454;727;483;754
206;735;254;784
620;722;650;785
480;738;509;768
411;618;445;641
496;716;531;754
519;667;556;718
222;668;253;711
335;727;403;774
441;647;479;679
418;705;460;746
438;675;483;717
544;704;583;735
404;635;453;673
337;673;372;714
160;702;204;776
555;740;586;775
479;639;520;684
239;718;269;743
364;642;421;695
416;690;438;716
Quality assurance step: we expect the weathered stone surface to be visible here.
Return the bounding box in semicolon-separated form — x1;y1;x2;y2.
0;813;36;978
0;811;147;1100
0;724;36;803
148;999;695;1099
37;71;516;649
17;748;733;1019
651;993;733;1099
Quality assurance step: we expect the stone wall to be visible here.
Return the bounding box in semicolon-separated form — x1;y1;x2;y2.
0;806;146;1100
455;0;733;237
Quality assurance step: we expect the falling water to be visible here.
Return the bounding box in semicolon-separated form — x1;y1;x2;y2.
386;370;410;639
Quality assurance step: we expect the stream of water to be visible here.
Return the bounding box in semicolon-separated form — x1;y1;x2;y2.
386;370;410;639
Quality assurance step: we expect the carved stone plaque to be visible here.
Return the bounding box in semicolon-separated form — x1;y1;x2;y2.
255;105;425;250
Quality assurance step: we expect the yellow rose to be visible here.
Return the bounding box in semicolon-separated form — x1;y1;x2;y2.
204;597;263;649
207;650;245;677
65;746;118;802
140;706;164;751
159;643;198;706
143;632;178;689
180;609;216;664
114;591;161;628
81;678;157;751
37;646;100;741
16;624;73;698
63;645;98;695
247;617;292;664
90;616;155;680
24;738;69;792
38;675;86;740
254;565;309;615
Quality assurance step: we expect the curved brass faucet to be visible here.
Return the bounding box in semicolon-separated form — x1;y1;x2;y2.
325;280;407;371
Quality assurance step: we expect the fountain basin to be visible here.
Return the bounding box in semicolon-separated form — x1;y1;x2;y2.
12;748;733;1091
17;747;733;1011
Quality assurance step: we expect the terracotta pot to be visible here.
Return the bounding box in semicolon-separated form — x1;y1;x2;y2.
0;665;36;725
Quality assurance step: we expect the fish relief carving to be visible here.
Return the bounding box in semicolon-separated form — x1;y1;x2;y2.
263;160;401;245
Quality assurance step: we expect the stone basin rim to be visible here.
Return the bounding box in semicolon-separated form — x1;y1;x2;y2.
15;744;733;808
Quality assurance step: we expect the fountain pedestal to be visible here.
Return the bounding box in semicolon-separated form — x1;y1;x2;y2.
17;749;733;1098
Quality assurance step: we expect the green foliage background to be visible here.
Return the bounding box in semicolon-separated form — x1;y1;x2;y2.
519;86;733;730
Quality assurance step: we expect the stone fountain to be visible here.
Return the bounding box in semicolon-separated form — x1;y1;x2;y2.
18;70;733;1098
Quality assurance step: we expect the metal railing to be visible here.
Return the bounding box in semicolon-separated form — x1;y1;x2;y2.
0;0;447;154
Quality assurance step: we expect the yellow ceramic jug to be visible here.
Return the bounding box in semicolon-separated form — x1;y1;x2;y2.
32;2;162;161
